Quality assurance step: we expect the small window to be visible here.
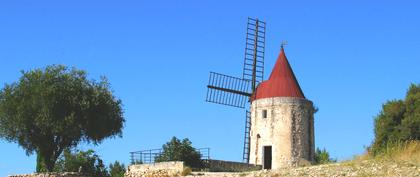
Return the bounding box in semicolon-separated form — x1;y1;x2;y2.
262;109;267;118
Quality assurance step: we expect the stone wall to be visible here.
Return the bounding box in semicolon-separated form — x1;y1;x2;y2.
9;172;84;177
208;159;261;172
125;161;184;177
249;97;315;169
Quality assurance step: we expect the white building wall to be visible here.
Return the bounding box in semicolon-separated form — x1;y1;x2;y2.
248;97;314;169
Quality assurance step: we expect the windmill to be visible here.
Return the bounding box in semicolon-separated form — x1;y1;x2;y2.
205;17;266;163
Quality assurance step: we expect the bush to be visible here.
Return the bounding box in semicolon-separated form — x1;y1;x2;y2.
372;84;420;154
155;136;203;169
54;149;109;177
109;161;125;177
314;147;336;164
130;160;143;165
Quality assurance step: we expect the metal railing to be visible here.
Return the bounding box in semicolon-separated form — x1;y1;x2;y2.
130;147;210;165
130;148;162;164
198;147;210;162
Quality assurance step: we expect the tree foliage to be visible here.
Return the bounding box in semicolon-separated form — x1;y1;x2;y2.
54;149;109;177
373;84;420;153
314;147;336;164
0;65;124;171
155;136;203;168
109;161;125;177
52;149;125;177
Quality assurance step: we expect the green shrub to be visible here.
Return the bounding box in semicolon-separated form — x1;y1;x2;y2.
54;149;109;177
314;147;336;164
109;161;125;177
372;84;420;155
155;136;203;169
131;160;143;165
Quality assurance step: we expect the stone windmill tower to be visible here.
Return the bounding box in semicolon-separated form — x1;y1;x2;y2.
249;45;315;169
205;18;314;170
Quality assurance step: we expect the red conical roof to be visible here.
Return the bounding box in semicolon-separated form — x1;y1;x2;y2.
253;47;305;100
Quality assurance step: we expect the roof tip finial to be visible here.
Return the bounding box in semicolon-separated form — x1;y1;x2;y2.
281;40;288;49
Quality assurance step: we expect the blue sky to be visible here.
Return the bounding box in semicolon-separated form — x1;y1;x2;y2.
1;0;420;176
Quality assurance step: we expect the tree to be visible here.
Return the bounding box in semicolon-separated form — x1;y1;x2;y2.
314;147;336;164
0;65;124;171
373;100;405;149
401;84;420;140
155;137;203;168
109;161;125;177
373;84;420;153
54;149;109;177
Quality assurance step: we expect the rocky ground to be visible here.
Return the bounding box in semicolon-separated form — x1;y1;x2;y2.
190;159;420;177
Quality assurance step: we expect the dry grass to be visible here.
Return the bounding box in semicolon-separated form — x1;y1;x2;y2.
328;141;420;176
385;140;420;164
351;140;420;164
368;141;420;166
181;167;192;176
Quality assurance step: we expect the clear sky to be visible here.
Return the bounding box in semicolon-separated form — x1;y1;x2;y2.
1;0;420;176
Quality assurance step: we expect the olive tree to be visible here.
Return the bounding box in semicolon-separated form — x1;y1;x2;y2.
0;65;124;171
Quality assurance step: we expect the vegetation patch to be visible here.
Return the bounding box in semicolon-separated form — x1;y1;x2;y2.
155;136;204;169
371;84;420;155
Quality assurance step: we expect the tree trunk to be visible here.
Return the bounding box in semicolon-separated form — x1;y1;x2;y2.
36;153;47;172
36;150;55;172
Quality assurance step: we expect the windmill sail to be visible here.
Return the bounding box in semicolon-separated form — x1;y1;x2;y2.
206;72;251;108
243;110;251;163
205;17;266;164
243;18;266;92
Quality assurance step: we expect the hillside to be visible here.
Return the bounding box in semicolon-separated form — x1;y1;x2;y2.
190;159;419;177
190;141;420;177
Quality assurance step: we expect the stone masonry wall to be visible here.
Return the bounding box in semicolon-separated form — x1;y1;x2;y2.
125;161;184;177
9;172;84;177
249;97;314;169
208;159;261;172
